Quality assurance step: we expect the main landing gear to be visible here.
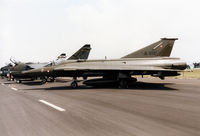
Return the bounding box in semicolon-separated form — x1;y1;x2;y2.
41;77;55;84
41;77;47;84
118;79;128;89
118;78;137;89
70;76;87;88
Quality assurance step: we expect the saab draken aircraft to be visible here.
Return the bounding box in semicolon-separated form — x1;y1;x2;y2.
11;44;91;83
23;38;187;88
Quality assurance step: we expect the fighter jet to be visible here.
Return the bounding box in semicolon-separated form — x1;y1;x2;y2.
23;38;186;88
10;61;48;82
11;44;91;83
0;63;13;79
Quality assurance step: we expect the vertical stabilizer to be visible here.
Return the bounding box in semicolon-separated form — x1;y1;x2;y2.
122;38;178;58
68;44;91;60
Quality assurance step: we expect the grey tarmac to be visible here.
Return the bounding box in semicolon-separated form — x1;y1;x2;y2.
0;78;200;136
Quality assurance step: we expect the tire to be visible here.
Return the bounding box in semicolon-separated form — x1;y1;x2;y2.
16;79;22;84
83;76;87;80
41;78;47;84
71;81;78;89
49;77;55;82
118;80;128;89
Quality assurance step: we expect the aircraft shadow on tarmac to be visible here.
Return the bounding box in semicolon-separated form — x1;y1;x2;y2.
3;82;17;85
22;81;48;86
23;82;177;91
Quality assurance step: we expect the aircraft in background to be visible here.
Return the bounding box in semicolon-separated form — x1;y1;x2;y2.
8;58;48;82
10;44;91;83
23;38;186;88
0;63;13;79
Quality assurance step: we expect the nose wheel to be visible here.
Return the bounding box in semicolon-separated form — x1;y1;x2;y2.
71;81;78;89
41;77;47;84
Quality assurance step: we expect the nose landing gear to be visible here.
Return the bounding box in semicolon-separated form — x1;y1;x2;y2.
70;77;78;89
71;81;78;89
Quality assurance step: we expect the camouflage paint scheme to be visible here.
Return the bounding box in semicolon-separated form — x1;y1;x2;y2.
11;44;91;80
23;38;187;87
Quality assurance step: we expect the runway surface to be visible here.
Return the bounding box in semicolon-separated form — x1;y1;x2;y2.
0;78;200;136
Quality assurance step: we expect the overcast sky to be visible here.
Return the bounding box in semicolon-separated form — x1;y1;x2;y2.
1;0;200;67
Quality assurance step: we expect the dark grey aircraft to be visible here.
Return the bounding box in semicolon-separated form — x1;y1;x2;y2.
10;62;48;81
11;44;91;83
0;63;13;79
23;38;186;88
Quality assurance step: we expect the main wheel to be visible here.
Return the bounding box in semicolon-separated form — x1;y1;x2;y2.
16;79;22;84
71;81;78;89
41;78;47;84
83;76;87;80
118;80;128;89
49;77;55;82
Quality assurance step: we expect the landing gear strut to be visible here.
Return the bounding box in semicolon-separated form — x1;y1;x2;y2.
48;77;55;82
118;78;137;89
159;76;165;80
16;79;22;84
118;79;128;89
41;77;47;84
70;77;78;89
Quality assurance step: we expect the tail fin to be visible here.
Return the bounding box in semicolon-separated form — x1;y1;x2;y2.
122;38;178;58
57;53;67;60
68;44;91;60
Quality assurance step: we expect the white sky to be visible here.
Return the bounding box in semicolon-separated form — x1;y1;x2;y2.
1;0;200;67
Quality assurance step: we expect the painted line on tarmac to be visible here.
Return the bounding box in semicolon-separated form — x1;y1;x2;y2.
39;100;66;112
1;83;5;86
11;87;18;91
